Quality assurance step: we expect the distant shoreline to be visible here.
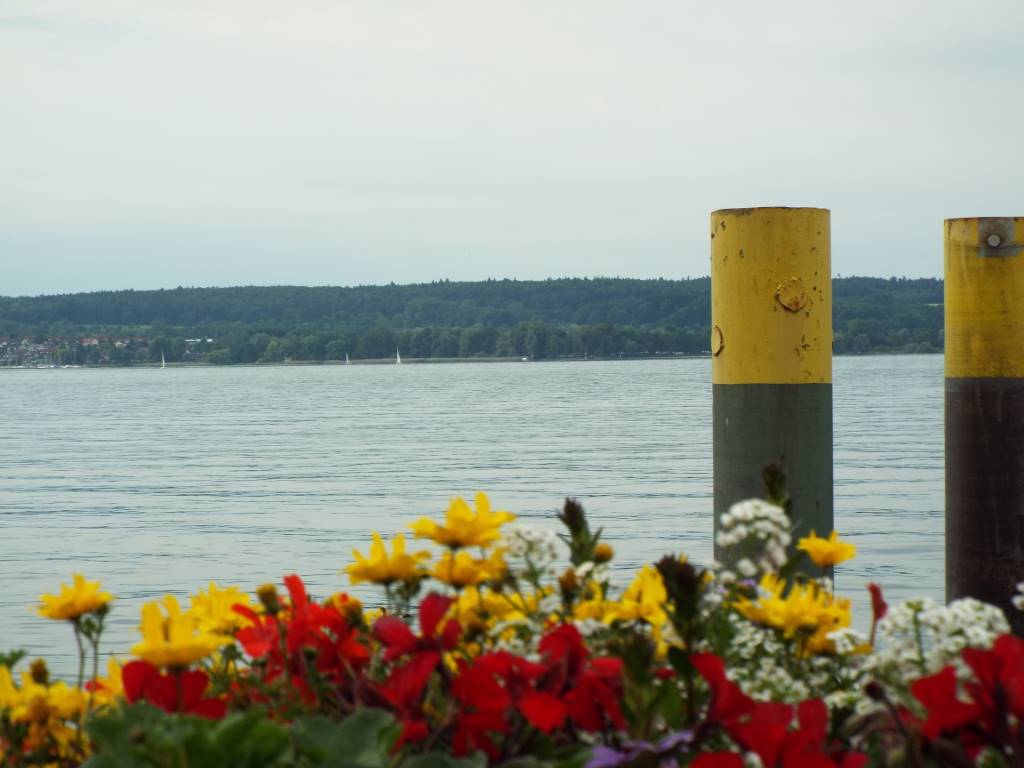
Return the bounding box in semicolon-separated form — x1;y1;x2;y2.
0;350;942;371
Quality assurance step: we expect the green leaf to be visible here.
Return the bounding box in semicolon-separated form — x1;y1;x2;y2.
667;645;691;677
499;749;592;768
402;752;487;768
293;709;399;767
0;648;27;669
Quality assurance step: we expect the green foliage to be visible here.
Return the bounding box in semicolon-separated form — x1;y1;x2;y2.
290;709;400;767
0;277;945;365
83;705;494;768
84;704;290;768
0;649;27;669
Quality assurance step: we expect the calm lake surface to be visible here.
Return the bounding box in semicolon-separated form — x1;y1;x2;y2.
0;356;943;674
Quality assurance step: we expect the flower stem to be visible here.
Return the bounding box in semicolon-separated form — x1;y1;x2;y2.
73;622;86;691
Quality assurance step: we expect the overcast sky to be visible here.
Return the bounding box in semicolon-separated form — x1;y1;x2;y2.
2;1;1021;297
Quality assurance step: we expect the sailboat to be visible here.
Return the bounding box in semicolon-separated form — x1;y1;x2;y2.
161;351;166;369
345;353;350;365
395;349;402;365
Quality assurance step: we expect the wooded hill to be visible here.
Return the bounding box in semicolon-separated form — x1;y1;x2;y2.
0;277;943;362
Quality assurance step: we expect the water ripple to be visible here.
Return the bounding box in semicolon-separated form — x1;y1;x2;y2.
0;356;942;675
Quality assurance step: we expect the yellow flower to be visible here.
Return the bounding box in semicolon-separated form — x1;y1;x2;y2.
573;596;611;622
132;595;232;668
189;582;255;634
0;666;85;757
89;658;125;708
37;573;113;621
735;573;852;655
8;670;84;723
0;665;18;710
605;564;668;627
451;586;539;627
347;532;431;586
411;492;515;549
797;530;857;568
433;549;508;588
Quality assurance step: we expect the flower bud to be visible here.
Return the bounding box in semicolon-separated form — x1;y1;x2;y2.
863;681;887;702
332;593;363;624
593;543;614;564
558;567;579;597
557;499;587;536
256;583;281;615
29;658;49;686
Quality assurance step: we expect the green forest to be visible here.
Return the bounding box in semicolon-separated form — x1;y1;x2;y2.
0;277;943;365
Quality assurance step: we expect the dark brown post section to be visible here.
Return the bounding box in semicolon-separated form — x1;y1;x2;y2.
945;216;1024;631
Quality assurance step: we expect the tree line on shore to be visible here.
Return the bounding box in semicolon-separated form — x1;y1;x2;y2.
0;276;943;364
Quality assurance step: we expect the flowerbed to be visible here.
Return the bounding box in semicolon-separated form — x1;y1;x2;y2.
2;480;1023;767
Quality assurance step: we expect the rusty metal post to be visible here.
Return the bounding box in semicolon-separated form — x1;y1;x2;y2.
945;216;1024;629
711;207;833;566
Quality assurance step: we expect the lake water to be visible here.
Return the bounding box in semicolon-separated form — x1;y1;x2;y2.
0;356;943;675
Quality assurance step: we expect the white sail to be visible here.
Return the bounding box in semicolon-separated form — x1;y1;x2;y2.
396;349;402;365
345;353;350;365
161;351;166;368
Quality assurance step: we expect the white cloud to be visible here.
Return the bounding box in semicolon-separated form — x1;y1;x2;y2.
1;0;1021;294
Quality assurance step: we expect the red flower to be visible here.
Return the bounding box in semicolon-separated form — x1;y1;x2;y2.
377;652;440;750
234;605;279;660
693;654;867;768
535;624;625;733
691;652;754;727
963;634;1024;721
866;583;887;622
563;656;626;731
374;593;460;662
122;660;227;719
449;626;626;749
911;666;981;739
450;649;566;754
518;690;568;733
729;701;794;767
232;574;370;712
538;623;588;682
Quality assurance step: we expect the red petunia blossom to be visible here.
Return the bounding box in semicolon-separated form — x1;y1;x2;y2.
231;574;371;713
122;660;227;719
693;653;867;768
534;624;625;733
468;650;563;733
233;605;280;660
691;754;745;768
563;656;626;732
374;593;461;663
911;666;982;740
691;652;755;727
449;666;513;760
538;623;588;681
963;633;1024;722
729;701;794;768
376;651;440;750
866;583;887;622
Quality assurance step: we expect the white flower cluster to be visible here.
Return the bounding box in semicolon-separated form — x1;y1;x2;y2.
570;560;611;586
1013;581;1024;611
501;524;561;570
721;612;843;704
715;499;792;574
826;627;869;656
866;597;1009;689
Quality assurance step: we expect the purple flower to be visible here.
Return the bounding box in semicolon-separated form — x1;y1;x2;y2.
585;730;693;768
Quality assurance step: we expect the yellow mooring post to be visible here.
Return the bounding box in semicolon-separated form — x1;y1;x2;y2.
711;207;833;567
945;216;1024;630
